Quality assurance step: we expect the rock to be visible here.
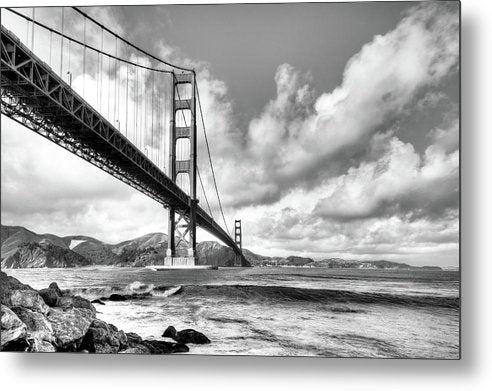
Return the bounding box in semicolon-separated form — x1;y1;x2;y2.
11;306;54;344
108;294;127;301
1;305;27;349
79;319;121;353
162;326;210;344
141;339;189;354
119;345;151;354
116;330;128;349
91;299;105;305
176;329;211;345
1;288;49;315
48;282;63;297
38;288;59;307
2;337;30;351
47;307;95;351
29;337;56;352
0;271;35;293
162;325;177;339
126;332;143;346
57;295;96;313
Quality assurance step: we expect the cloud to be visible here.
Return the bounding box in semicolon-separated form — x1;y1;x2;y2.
312;134;459;221
214;2;460;208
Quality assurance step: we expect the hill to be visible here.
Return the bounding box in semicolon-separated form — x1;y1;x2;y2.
1;225;440;270
0;225;252;268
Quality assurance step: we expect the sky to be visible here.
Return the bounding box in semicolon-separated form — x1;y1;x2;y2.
0;1;460;266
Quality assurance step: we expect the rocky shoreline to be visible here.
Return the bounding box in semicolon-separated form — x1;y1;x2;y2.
0;271;209;354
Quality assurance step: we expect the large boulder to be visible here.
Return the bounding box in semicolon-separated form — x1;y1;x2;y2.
56;295;96;313
126;332;143;346
2;338;30;351
1;289;50;315
11;306;55;344
141;339;189;354
0;272;49;315
162;325;210;345
38;288;59;307
79;319;126;353
0;271;34;293
48;282;63;297
107;294;127;302
1;305;27;349
162;325;177;339
47;307;95;351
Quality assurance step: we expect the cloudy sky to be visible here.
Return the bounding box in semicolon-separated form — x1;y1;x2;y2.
0;1;460;266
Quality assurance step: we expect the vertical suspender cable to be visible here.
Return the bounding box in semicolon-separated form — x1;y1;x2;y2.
115;36;118;129
152;71;155;163
49;31;52;68
60;7;64;76
99;26;103;112
68;39;71;86
135;64;138;147
31;8;35;51
126;62;129;136
83;17;86;97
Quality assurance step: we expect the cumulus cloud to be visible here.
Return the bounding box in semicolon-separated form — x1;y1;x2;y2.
212;2;459;208
312;134;459;221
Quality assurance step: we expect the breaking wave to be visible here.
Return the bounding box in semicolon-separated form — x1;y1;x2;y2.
66;281;458;309
178;284;459;308
66;280;182;300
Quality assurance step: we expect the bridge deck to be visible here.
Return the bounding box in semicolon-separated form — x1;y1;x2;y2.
0;26;240;253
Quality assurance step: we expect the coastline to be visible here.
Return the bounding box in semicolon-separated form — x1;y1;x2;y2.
0;271;208;354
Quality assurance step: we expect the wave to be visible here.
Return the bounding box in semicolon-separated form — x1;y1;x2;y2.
178;284;459;309
66;280;182;300
66;281;459;309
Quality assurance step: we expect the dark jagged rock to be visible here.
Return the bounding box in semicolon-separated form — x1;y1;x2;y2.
176;329;211;345
57;295;96;313
79;319;122;353
162;325;210;344
162;325;177;339
141;339;189;354
2;337;30;351
48;282;63;297
108;294;127;301
126;332;143;346
38;288;59;307
91;299;106;305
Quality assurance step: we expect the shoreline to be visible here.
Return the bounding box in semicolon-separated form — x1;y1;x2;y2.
0;271;209;354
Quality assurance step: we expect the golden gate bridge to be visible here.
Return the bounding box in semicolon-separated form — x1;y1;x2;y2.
0;7;245;267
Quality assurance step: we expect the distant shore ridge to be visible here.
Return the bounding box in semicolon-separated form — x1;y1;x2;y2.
1;225;446;270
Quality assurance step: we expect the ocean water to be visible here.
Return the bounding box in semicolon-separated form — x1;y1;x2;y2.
5;267;460;358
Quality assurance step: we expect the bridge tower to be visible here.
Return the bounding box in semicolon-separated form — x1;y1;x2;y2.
234;219;243;266
165;71;198;266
